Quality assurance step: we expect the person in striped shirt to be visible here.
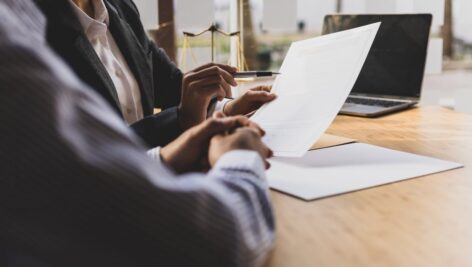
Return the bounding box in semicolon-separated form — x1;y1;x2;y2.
0;0;275;266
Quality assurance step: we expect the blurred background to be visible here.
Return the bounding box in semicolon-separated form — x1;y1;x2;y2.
134;0;472;114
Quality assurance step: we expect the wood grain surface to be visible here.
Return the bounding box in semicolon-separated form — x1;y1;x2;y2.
264;107;472;267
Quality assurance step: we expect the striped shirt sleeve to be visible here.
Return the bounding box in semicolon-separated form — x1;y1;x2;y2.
0;1;275;266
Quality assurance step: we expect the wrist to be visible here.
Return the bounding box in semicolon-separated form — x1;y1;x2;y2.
211;150;266;178
159;146;172;168
148;147;177;176
222;99;233;116
159;145;184;174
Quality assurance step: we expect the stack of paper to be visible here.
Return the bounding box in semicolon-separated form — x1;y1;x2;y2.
267;143;463;201
311;134;356;150
251;23;381;157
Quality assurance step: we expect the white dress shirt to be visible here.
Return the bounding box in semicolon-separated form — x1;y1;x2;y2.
0;0;274;266
70;0;230;125
70;0;232;160
70;0;144;124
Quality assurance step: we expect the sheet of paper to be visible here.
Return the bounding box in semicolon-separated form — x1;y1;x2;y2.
311;134;356;150
267;143;463;201
251;23;380;157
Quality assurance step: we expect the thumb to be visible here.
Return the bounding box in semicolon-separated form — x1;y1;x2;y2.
196;117;236;139
195;115;252;141
250;85;272;93
213;111;226;119
246;90;276;102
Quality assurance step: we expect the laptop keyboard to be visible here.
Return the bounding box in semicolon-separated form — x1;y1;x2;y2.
346;97;406;108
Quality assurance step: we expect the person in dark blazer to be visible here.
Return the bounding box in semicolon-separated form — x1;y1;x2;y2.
33;0;276;149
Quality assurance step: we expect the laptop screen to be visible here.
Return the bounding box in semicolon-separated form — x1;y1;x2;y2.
323;14;432;99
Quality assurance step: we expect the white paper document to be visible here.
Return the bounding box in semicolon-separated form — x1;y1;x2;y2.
267;143;463;201
251;23;380;157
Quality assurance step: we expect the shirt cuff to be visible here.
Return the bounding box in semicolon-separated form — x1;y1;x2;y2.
212;150;266;181
215;98;232;114
147;147;176;177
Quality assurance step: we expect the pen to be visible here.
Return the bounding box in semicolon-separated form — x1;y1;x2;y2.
234;71;280;78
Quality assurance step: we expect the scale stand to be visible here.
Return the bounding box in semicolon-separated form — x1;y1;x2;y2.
180;23;248;71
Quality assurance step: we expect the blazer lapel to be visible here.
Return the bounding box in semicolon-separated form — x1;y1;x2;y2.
105;1;155;116
46;0;123;114
73;35;122;108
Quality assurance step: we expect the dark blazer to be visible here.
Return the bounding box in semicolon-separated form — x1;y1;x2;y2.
33;0;184;148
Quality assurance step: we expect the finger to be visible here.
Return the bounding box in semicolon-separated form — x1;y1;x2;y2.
260;145;272;169
245;90;276;103
213;111;226;119
218;67;238;87
245;110;257;118
187;67;236;92
219;80;232;98
195;117;237;139
188;75;225;90
183;73;219;89
220;116;266;137
262;145;272;159
265;160;271;170
198;115;254;138
260;85;272;93
224;115;251;129
187;76;231;94
216;86;226;101
190;62;216;73
188;66;236;87
186;66;222;83
214;64;238;74
192;63;237;74
231;119;265;136
246;121;266;136
192;66;236;88
243;126;265;137
193;84;220;101
250;85;272;93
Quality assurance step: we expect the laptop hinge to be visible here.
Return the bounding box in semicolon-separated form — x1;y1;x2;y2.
349;94;417;103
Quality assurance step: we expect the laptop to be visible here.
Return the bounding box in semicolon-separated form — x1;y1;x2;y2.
322;14;432;117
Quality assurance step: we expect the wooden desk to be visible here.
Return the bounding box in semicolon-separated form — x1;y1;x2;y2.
264;106;472;267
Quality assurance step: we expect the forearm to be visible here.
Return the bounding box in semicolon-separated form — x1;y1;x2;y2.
207;150;275;267
215;98;232;114
147;148;275;266
0;11;274;266
133;149;275;266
